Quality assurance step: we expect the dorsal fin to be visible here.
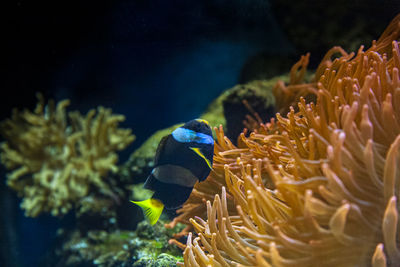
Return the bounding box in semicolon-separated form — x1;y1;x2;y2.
154;135;170;166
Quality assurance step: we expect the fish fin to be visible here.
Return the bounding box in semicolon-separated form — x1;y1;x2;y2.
195;118;209;125
154;135;170;166
130;198;164;225
190;147;212;169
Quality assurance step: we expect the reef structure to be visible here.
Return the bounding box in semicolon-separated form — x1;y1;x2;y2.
0;95;135;217
175;14;400;267
47;219;185;267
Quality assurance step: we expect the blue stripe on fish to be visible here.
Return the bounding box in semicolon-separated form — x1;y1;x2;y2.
172;127;214;145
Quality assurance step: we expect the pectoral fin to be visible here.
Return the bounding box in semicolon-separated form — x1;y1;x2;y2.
190;147;212;169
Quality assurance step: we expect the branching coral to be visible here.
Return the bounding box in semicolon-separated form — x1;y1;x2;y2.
175;14;400;267
0;95;135;217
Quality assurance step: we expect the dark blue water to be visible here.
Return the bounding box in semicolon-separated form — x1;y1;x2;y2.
3;1;292;266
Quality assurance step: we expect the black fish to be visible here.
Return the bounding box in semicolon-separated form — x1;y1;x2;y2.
131;119;214;225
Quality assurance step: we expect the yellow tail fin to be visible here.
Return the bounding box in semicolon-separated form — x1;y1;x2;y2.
130;198;164;225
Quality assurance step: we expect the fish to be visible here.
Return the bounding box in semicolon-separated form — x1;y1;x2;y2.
131;119;214;225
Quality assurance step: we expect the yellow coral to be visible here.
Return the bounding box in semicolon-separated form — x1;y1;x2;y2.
0;94;135;217
177;14;400;267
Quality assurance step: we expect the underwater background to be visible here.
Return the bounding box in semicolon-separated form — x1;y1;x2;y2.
2;1;400;266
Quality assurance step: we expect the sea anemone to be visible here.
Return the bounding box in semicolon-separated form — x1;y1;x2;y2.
176;14;400;267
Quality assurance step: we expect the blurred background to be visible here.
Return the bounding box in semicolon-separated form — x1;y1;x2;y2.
2;0;400;266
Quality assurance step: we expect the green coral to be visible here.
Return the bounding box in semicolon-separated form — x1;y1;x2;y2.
128;183;154;201
133;254;180;267
221;79;277;140
54;220;185;267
